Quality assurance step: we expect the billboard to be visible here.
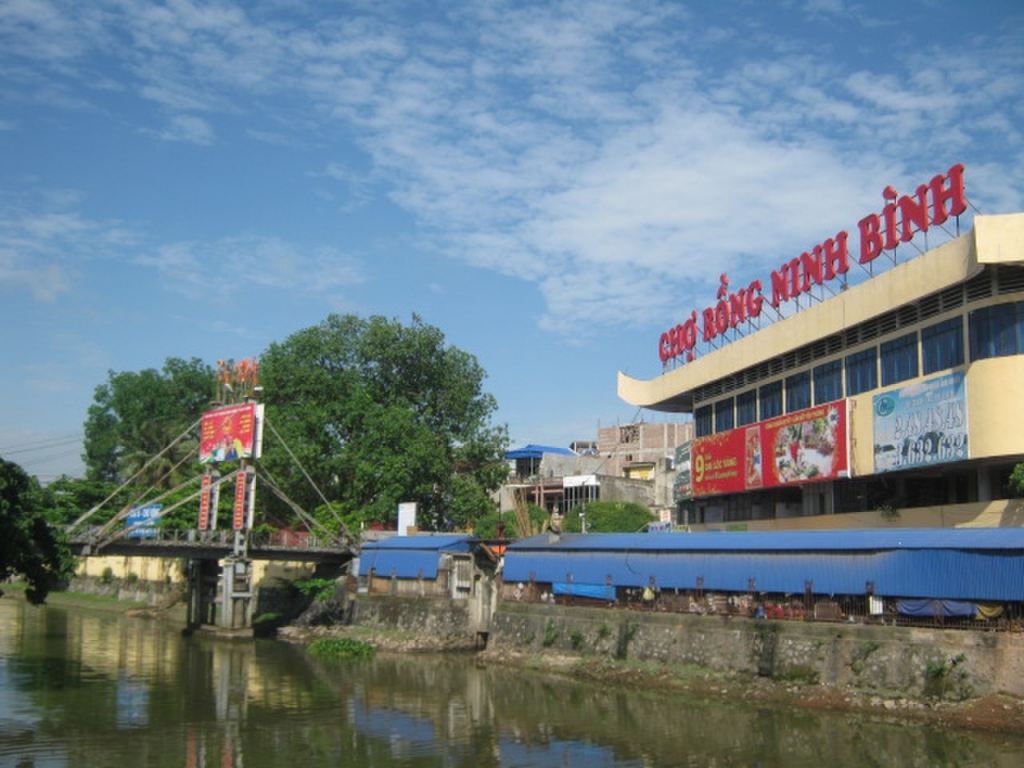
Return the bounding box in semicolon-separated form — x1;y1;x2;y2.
872;371;967;473
692;400;849;497
199;402;263;464
127;503;162;538
673;441;692;502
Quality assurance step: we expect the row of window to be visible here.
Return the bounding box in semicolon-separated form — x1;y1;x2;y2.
695;302;1023;437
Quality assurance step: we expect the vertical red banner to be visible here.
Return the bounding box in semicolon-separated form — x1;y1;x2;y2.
198;474;212;530
232;471;247;530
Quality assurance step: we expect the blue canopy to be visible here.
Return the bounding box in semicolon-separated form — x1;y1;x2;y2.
505;444;578;460
358;535;474;579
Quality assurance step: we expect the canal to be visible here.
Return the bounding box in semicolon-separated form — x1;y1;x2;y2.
2;597;1023;767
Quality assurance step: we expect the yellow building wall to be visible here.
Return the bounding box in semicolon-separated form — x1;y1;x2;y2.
76;555;316;586
845;354;1024;477
688;498;1024;533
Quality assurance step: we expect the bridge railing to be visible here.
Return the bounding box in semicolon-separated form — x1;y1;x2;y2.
67;526;346;552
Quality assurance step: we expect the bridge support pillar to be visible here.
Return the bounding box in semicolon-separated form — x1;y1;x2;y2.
186;559;220;631
218;555;254;630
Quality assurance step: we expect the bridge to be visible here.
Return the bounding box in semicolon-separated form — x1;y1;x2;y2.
65;391;361;633
67;526;352;564
68;524;356;634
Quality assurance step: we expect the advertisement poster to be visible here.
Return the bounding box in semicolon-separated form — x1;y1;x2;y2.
127;503;162;538
673;441;693;501
692;400;848;496
873;371;967;472
199;403;262;464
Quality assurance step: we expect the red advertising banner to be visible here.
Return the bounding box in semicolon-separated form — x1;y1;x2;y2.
198;474;212;530
692;400;848;497
232;471;247;531
199;403;258;464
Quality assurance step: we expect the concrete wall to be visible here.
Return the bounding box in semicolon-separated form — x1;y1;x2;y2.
488;603;1024;701
353;593;474;640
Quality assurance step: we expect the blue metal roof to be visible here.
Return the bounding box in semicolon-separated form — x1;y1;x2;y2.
502;529;1024;601
505;444;578;460
506;528;1024;553
358;535;473;579
361;535;473;552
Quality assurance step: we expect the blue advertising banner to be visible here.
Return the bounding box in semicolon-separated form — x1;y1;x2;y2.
126;503;162;538
872;371;967;473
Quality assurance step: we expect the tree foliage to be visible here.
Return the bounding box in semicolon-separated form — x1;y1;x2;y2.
561;500;654;533
258;314;508;531
83;358;216;487
0;458;74;604
34;476;127;527
1009;463;1024;498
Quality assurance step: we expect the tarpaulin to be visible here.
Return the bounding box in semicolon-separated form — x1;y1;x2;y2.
552;582;616;601
896;599;977;618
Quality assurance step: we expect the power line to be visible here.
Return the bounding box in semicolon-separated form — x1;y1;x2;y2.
0;435;84;456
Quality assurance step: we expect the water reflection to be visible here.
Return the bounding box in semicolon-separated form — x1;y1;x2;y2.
1;598;1023;767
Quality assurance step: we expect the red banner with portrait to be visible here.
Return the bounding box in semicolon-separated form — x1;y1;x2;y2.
199;403;259;464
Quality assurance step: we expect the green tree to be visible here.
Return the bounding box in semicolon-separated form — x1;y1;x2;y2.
1009;463;1024;497
34;476;126;527
561;500;654;533
83;357;215;487
258;314;508;531
0;458;74;604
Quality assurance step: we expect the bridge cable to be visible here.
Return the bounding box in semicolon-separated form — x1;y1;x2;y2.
254;471;352;552
69;418;201;532
91;471;232;552
262;417;357;544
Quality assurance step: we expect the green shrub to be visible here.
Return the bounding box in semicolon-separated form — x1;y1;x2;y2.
308;637;376;661
295;577;337;602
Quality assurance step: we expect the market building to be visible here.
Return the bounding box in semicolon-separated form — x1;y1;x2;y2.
618;164;1024;530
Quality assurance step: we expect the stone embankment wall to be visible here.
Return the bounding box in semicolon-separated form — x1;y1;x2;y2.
488;603;1024;701
353;594;474;642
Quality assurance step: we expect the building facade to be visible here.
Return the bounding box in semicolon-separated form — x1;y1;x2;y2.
500;421;693;527
619;166;1024;530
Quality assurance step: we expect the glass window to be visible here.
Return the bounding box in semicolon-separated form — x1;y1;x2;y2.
785;372;810;413
970;302;1024;361
714;398;734;432
845;348;878;396
759;381;783;420
922;316;964;373
695;405;713;437
736;390;757;426
813;360;842;404
880;332;918;386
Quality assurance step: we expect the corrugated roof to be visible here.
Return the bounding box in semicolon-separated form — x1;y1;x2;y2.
361;534;474;552
358;535;474;579
507;528;1024;553
502;529;1024;601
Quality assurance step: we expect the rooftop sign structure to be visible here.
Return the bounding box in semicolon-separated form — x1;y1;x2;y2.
658;164;968;367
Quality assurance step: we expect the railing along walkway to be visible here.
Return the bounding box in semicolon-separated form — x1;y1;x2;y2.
66;526;353;562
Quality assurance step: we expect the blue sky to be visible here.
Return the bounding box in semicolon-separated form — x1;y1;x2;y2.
1;0;1022;481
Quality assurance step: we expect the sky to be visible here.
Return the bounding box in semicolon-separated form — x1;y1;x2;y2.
1;0;1023;482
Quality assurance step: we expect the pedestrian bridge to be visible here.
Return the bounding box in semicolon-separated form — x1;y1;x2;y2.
66;526;355;633
67;526;353;565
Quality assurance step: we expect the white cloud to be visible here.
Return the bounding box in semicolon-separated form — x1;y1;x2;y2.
0;201;137;302
2;0;1022;337
140;235;366;297
154;113;215;144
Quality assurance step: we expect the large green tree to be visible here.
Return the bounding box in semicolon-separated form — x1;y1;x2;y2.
83;357;216;487
0;458;74;604
258;314;508;531
561;500;655;533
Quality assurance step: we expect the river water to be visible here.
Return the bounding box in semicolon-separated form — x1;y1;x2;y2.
2;598;1023;767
